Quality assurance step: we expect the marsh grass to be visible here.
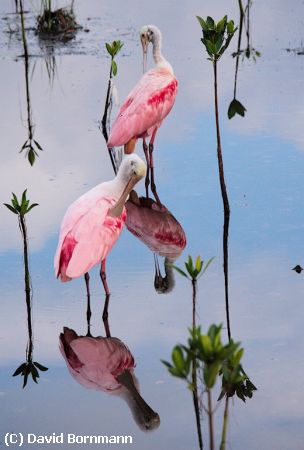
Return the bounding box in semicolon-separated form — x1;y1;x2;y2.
37;0;80;40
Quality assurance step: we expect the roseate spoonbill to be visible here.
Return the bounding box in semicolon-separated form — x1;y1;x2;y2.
60;327;160;431
125;190;186;293
54;155;146;317
107;25;177;205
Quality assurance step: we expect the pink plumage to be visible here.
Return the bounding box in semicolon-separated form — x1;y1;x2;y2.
107;69;178;148
60;327;160;430
60;327;135;392
125;193;186;259
55;195;126;281
54;155;146;284
108;25;177;206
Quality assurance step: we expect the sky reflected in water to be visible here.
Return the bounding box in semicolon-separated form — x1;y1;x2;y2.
1;0;304;449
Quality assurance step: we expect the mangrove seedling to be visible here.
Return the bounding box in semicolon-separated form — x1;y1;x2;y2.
171;255;214;328
4;190;38;217
218;343;257;450
163;324;256;450
166;255;213;450
4;191;48;387
197;15;237;341
13;360;48;389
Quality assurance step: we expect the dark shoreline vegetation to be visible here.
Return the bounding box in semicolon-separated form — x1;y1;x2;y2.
36;1;80;40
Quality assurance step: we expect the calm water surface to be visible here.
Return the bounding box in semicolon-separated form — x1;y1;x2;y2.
1;1;304;449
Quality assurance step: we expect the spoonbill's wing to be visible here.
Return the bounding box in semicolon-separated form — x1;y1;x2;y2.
108;69;178;147
65;198;126;278
54;183;112;275
55;195;126;279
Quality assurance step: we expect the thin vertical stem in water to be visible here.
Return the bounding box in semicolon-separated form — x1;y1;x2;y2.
207;389;215;450
233;1;245;99
192;279;197;328
213;60;231;341
70;0;75;14
19;0;33;142
220;396;229;450
191;359;203;450
191;278;203;450
19;0;28;58
246;0;250;48
101;63;117;174
18;214;33;361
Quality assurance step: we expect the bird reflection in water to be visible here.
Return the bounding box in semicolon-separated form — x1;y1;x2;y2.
125;190;186;294
59;311;160;431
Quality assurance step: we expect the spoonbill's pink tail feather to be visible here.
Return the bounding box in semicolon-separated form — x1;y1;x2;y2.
57;235;77;282
59;328;83;370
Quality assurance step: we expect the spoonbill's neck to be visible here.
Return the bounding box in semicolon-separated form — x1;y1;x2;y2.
152;31;173;74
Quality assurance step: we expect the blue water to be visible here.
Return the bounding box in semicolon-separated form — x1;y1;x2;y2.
1;0;304;449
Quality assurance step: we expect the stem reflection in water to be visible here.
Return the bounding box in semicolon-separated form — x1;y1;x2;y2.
18;0;44;166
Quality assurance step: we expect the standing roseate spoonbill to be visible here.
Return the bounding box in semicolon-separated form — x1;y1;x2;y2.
107;25;177;205
60;327;160;431
54;155;146;318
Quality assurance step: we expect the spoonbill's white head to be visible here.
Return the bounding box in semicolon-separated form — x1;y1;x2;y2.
111;155;146;217
118;154;147;182
140;24;162;72
140;24;161;45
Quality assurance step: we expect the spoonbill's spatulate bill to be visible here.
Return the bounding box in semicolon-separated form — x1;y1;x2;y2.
107;25;177;205
54;155;146;302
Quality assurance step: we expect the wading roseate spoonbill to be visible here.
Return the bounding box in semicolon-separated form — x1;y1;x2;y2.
54;155;146;318
107;25;177;205
60;327;160;431
125;190;186;293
